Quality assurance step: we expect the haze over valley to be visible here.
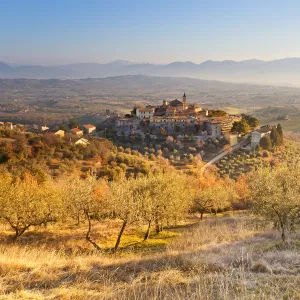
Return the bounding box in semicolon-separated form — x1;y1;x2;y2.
1;75;300;132
2;58;300;86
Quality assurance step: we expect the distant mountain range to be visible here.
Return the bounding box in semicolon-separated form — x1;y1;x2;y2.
2;58;300;86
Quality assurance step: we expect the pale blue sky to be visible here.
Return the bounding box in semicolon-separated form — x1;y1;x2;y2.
1;0;300;65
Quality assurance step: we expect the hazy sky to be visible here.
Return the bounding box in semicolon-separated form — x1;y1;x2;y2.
1;0;300;65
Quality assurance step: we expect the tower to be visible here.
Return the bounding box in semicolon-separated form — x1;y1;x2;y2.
183;92;187;109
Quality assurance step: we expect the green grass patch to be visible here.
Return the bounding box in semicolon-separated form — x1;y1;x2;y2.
222;106;243;114
99;225;181;255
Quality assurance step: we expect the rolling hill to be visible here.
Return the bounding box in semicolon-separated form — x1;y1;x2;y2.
1;58;300;86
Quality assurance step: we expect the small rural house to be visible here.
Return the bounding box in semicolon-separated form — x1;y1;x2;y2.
224;133;238;146
41;125;49;132
83;124;96;134
251;125;272;148
75;138;90;146
54;130;65;137
71;128;83;136
5;122;14;130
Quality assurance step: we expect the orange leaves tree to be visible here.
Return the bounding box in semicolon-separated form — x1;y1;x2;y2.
191;173;238;220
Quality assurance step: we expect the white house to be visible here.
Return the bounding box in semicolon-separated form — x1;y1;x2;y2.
5;122;14;130
54;130;65;137
41;125;49;132
251;125;272;148
83;124;96;134
136;107;155;120
75;138;90;146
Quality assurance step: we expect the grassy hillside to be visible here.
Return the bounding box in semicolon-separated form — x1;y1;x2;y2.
0;213;299;299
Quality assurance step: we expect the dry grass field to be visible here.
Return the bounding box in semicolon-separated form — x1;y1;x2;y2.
0;212;299;299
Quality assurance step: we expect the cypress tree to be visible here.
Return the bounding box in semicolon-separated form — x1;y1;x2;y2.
270;127;280;147
277;124;284;145
259;135;272;150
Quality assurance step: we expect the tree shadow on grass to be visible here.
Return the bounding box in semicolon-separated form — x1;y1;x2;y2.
163;221;201;231
0;217;205;255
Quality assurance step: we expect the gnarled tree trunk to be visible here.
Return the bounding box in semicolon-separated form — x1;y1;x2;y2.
13;225;30;242
144;219;152;241
84;210;101;251
114;220;127;253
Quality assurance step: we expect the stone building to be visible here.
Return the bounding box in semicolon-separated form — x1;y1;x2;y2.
204;121;222;139
209;115;242;134
149;115;190;133
115;117;140;136
136;107;155;119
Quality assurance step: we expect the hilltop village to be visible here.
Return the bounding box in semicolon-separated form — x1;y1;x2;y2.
0;92;282;178
115;93;242;143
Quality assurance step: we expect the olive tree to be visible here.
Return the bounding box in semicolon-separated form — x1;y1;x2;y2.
110;177;143;252
191;176;237;220
0;174;62;241
191;187;215;220
138;176;160;240
64;175;110;250
138;173;188;240
249;163;300;242
158;173;189;230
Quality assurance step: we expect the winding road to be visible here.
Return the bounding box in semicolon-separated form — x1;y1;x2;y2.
199;134;250;174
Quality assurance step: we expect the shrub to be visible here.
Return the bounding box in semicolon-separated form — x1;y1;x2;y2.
251;260;272;273
262;151;270;157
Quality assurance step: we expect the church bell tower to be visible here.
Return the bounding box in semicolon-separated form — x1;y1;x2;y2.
183;92;187;109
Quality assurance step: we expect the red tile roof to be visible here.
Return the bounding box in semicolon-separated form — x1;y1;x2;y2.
83;124;96;129
71;128;83;133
